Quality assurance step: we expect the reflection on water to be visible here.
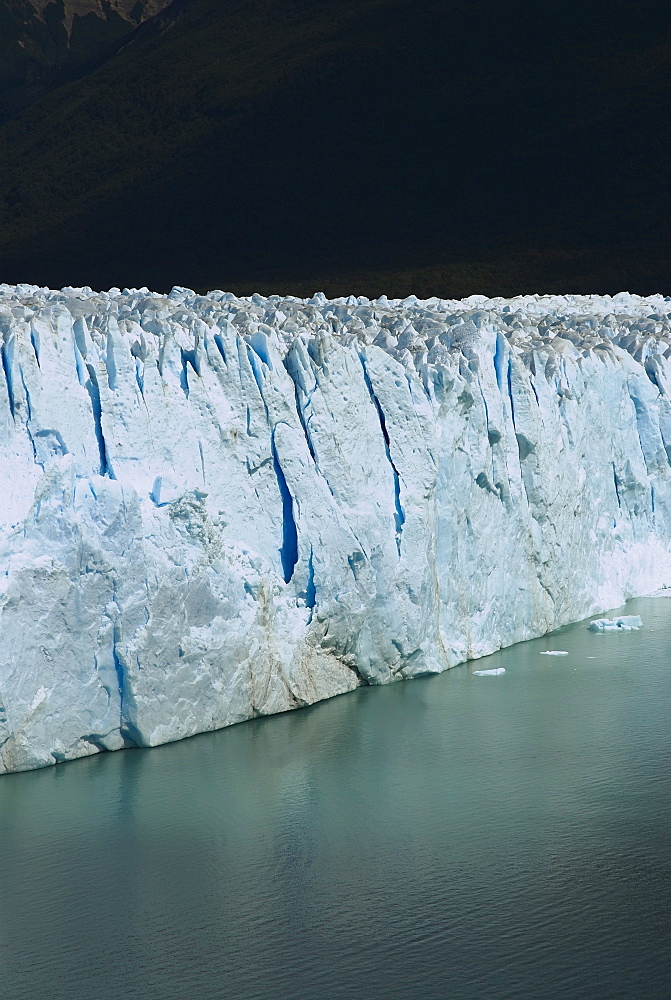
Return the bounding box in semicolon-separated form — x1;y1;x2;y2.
1;597;670;1000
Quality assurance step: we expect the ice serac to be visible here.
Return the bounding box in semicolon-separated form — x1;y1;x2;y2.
2;285;671;773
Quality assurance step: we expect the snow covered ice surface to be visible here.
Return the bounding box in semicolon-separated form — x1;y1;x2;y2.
587;615;643;631
2;285;671;772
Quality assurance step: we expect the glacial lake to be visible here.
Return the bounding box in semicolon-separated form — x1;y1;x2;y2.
1;596;670;1000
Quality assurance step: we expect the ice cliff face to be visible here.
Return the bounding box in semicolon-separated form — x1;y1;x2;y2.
2;284;671;773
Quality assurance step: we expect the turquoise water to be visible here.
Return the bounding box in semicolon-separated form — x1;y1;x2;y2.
1;597;670;1000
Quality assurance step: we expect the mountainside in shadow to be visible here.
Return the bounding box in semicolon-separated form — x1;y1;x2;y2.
0;0;173;122
1;0;670;295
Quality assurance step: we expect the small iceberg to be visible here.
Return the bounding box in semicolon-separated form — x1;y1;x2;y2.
473;667;505;676
588;615;643;632
540;650;569;656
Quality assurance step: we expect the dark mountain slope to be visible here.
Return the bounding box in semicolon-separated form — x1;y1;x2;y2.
1;0;671;294
0;0;173;123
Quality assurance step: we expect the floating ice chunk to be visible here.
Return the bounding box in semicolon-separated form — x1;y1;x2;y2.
473;667;505;676
540;650;569;656
587;615;643;631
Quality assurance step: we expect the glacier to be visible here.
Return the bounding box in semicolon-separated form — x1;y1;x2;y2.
2;283;671;773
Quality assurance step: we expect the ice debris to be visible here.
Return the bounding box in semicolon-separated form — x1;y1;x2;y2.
473;667;506;676
540;650;569;656
587;615;643;631
1;285;671;773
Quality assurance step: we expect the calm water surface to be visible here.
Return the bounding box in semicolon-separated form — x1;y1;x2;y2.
1;597;670;1000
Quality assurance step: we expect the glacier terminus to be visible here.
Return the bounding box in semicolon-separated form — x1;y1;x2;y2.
2;284;671;773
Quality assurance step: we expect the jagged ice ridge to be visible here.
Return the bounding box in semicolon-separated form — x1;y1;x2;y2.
2;284;671;772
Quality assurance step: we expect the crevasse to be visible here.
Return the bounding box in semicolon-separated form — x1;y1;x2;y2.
2;284;671;773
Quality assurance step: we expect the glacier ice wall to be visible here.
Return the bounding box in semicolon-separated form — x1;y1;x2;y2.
2;284;671;772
